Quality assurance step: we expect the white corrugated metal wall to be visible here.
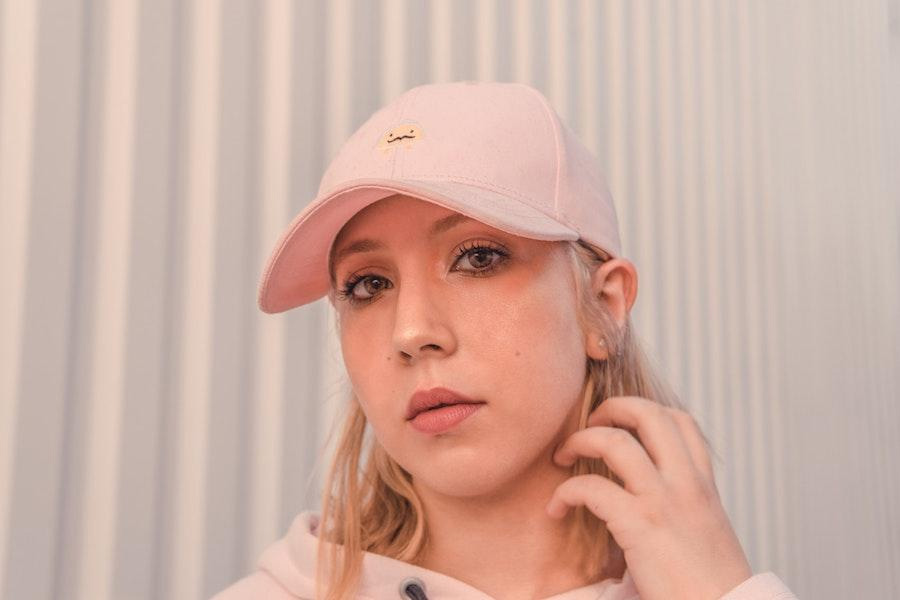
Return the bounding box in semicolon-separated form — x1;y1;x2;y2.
1;1;898;598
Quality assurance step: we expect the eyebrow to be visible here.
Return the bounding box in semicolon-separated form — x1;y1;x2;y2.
330;212;475;276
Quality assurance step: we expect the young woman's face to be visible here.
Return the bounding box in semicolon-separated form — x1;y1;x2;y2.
330;194;589;498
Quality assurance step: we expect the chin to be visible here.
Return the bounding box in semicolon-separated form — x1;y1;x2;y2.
417;472;503;498
409;453;526;499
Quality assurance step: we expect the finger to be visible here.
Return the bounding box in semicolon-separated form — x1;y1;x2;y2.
588;396;696;480
546;473;633;522
666;407;716;485
554;426;662;495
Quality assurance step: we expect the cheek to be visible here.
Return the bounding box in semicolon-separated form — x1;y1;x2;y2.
338;328;384;413
338;321;414;438
463;274;587;406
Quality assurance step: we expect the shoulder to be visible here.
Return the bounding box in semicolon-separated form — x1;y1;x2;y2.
209;570;308;600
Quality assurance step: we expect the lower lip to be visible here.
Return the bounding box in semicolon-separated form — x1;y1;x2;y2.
409;403;485;434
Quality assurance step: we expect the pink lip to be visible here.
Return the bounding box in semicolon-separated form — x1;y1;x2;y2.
409;403;484;434
406;387;484;421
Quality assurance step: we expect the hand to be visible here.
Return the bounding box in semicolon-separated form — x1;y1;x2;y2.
546;396;753;600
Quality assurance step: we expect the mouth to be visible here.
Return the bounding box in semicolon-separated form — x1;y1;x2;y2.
406;387;484;420
408;402;484;435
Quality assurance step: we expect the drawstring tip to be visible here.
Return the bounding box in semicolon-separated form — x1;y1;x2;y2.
399;576;429;600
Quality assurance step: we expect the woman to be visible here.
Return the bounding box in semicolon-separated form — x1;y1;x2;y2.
213;81;797;599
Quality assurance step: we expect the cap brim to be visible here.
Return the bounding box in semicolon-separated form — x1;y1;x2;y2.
257;178;579;314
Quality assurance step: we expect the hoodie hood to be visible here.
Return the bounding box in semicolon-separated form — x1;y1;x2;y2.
254;510;639;600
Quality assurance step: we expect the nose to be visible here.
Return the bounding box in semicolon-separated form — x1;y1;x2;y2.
392;275;456;364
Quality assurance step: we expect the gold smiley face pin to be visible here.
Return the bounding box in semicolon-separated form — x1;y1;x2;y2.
376;122;424;154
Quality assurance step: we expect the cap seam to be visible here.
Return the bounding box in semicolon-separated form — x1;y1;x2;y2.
315;175;583;234
522;84;563;221
400;173;579;231
400;173;537;204
388;91;407;179
393;85;424;179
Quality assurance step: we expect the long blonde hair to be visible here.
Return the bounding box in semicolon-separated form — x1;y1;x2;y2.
313;238;717;600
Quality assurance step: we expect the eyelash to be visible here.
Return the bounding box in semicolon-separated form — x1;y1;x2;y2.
337;241;510;307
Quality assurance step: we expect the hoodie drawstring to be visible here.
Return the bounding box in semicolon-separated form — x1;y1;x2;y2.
399;576;429;600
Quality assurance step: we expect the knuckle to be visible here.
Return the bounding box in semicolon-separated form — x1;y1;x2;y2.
648;402;667;421
683;473;717;505
674;408;698;428
656;402;673;417
665;405;685;418
640;498;668;528
609;428;634;446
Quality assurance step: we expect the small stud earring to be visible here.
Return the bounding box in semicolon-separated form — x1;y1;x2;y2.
597;340;605;346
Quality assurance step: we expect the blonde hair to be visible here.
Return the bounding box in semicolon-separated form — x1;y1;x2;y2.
314;238;717;600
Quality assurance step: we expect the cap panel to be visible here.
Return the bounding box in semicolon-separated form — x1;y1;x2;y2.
555;119;622;256
398;82;559;220
315;97;405;196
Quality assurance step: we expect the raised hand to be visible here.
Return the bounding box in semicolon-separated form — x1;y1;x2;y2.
547;396;753;600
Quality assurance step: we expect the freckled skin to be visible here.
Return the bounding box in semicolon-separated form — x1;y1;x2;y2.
331;194;589;500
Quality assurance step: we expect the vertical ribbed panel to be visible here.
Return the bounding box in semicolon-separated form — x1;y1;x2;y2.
82;2;138;599
0;1;897;598
0;0;37;595
251;0;290;573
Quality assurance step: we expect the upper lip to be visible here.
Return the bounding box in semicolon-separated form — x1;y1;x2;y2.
406;387;484;420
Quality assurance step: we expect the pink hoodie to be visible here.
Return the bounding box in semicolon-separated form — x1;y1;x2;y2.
210;511;798;600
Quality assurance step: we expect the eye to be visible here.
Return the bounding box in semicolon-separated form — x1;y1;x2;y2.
451;241;509;275
337;273;391;306
336;241;510;307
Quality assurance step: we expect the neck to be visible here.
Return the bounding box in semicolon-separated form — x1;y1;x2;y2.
411;463;609;599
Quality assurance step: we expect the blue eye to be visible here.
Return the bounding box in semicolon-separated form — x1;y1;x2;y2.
336;242;510;306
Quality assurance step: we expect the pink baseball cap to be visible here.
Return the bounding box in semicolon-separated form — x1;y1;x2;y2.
257;80;622;314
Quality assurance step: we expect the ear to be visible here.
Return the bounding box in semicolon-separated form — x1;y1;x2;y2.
584;257;639;360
